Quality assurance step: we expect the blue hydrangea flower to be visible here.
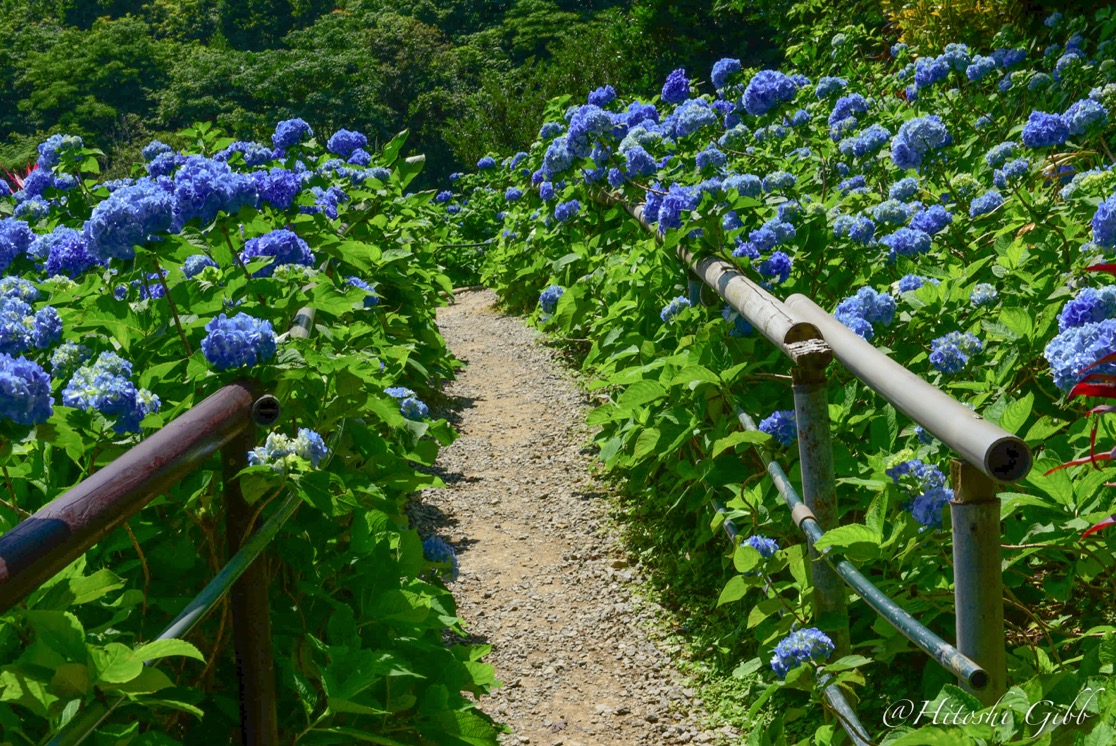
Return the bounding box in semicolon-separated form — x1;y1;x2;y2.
1046;12;1062;27
657;185;700;230
543;136;574;178
539;182;556;202
661;69;690;104
141;140;172;162
554;200;581;223
891;43;908;57
36;134;82;172
711;58;741;89
1021;111;1069;148
422;536;460;581
828;94;869;131
1030;73;1053;92
588;84;616;107
539;285;564;316
970;283;998;307
696;146;726;172
837;175;866;196
758;251;792;285
914;55;950;89
974;115;993;129
834;287;896;340
847;216;876;244
762;171;796;193
84;179;175;261
1093;196;1116;248
181;254;218;279
994;158;1029;189
880;227;932;260
346;149;372;167
744;535;779;557
345;276;379;308
759;409;797;446
302;185;349;219
214;141;278;167
1057;286;1116;331
326;129;367;158
272;118;312;151
1064;99;1109;136
969;189;1004;218
435;190;452;203
743;70;798;117
477;156;496;169
40;227;99;278
239;229;314;277
891;116;952;170
770;627;834;678
253;168;302;210
898;274;927;292
0;219;35;271
505;187;523;202
985;142;1017;169
873;199;914;226
889;177;920;202
50;340;90;379
815;76;847;99
929;331;982;373
661;296;691;323
0;277;39;304
172;156;257;230
1045;318;1116;391
966;55;997;81
887;458;953;527
61;351;158;433
909;204;953;235
723;173;762;197
201;313;277;371
992;47;1027;68
670;99;718;138
0;353;52;426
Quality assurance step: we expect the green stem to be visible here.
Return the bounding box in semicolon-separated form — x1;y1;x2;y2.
151;257;192;357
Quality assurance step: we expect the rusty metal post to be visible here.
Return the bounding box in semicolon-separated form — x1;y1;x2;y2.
792;362;850;657
0;382;263;615
224;426;279;746
950;460;1006;703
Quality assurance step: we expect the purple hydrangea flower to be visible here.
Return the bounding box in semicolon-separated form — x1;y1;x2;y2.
272;118;313;150
759;409;797;446
930;331;982;373
743;70;798;117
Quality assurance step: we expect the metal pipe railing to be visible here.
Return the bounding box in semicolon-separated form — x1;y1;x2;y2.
733;405;989;690
710;503;872;746
0;381;271;615
595;192;831;368
784;294;1031;483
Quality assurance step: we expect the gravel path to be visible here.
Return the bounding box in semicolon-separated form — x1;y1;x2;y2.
410;289;737;746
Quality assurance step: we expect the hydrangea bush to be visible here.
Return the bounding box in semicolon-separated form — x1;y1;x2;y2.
436;7;1116;740
0;124;498;743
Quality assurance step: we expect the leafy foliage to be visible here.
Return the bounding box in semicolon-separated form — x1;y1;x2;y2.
0;125;499;744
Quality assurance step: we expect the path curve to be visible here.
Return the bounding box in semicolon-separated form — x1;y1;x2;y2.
411;289;737;746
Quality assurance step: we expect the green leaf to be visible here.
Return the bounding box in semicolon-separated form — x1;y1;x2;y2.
90;643;143;685
132;639;205;664
716;575;749;606
999;392;1034;435
812;524;881;563
616;380;666;409
26;611;86;663
733;545;763;574
999;307;1034;340
631;427;661;460
712;430;771;457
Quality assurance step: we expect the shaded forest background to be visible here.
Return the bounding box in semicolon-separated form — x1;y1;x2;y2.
0;0;1079;185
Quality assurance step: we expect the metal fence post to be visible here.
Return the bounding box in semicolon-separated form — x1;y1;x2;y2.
223;424;280;746
950;460;1006;703
687;276;702;307
792;363;850;657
